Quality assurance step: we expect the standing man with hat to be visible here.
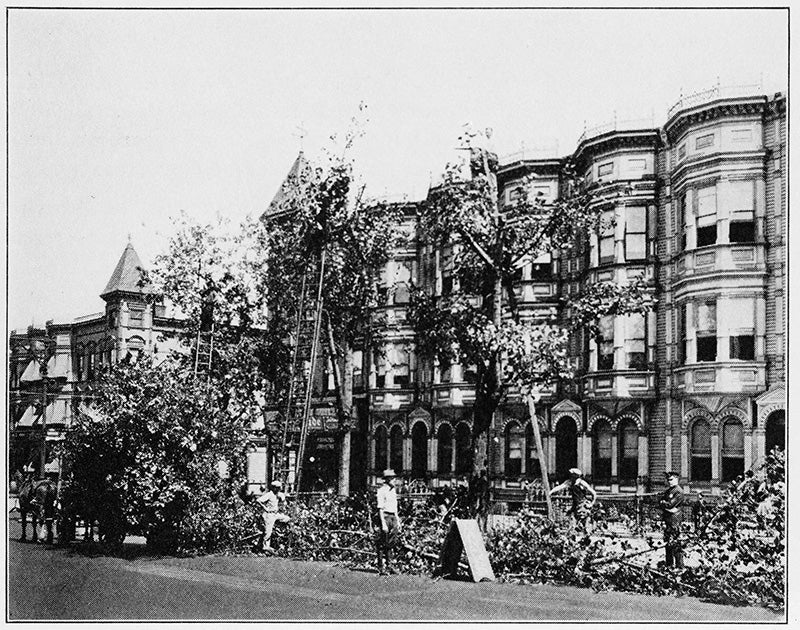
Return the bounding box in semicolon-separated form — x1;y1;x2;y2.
376;469;401;574
659;471;685;569
257;480;290;552
549;468;597;533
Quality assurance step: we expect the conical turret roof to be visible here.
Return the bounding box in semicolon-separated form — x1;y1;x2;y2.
263;151;312;219
100;242;153;300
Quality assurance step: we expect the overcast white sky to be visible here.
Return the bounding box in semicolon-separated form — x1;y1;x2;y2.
6;7;788;331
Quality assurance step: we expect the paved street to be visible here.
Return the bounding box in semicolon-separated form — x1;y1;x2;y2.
8;524;782;621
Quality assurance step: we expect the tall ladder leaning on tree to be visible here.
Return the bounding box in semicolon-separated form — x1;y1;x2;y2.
193;263;216;385
278;248;327;497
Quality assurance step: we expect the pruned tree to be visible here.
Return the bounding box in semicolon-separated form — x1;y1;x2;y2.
409;128;656;488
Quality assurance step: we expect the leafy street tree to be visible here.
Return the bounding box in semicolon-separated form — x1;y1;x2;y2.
148;111;403;494
63;356;256;553
409;129;656;485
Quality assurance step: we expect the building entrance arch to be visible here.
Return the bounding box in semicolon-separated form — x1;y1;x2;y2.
555;416;577;480
765;410;785;454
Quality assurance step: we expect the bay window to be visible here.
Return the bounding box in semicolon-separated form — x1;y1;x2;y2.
728;180;755;243
726;297;756;360
625;313;646;369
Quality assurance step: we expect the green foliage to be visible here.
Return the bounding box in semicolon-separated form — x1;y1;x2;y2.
250;454;784;611
63;356;257;554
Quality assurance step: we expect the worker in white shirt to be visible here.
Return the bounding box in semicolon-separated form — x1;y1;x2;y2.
376;468;401;574
257;480;290;552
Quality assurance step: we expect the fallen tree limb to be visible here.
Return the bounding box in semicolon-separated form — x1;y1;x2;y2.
318;545;377;556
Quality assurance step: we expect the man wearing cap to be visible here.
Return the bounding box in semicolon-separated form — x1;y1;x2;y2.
257;480;290;552
659;471;685;569
549;468;597;532
376;469;401;574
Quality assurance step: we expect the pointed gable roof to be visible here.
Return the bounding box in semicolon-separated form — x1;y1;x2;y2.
101;242;153;300
263;151;312;220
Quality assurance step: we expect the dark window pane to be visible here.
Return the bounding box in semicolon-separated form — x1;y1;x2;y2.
437;425;453;473
696;224;717;247
691;456;712;481
696;335;717;361
730;335;755;360
729;221;755;243
722;457;744;482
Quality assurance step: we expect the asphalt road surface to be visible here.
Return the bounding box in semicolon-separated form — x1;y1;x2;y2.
8;531;782;621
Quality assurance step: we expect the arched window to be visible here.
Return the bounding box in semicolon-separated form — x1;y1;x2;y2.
437;424;453;473
618;420;639;481
505;422;523;478
690;419;712;481
525;423;541;478
411;422;428;479
455;423;472;475
593;420;612;481
765;410;785;454
721;418;744;482
374;425;387;472
389;425;404;472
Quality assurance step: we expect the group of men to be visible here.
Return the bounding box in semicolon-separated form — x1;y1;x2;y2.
257;467;691;573
548;467;687;569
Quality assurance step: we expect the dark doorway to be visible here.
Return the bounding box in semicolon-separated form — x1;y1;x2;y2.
411;422;428;478
555;417;578;480
765;410;785;454
301;433;338;492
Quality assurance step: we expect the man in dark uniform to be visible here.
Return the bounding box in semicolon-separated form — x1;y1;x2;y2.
659;471;685;569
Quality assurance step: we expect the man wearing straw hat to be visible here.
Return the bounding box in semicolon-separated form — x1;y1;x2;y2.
257;480;290;552
549;467;597;532
376;468;402;574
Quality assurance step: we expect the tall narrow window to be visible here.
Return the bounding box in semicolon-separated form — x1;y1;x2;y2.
352;350;364;390
727;297;756;360
455;423;472;475
374;425;388;472
439;357;452;384
525;423;541;478
696;301;717;362
625;314;646;370
391;345;411;389
505;422;523;478
696;186;717;247
690;419;712;481
437;424;454;473
625;206;647;260
619;420;639;481
593;420;612;480
678;192;688;251
390;425;404;472
599;210;615;264
721;418;744;482
597;315;614;371
375;351;387;389
678;304;688;365
729;180;755;243
411;422;428;479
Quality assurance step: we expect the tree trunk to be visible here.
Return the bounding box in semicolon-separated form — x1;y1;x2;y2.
326;319;353;496
527;393;553;519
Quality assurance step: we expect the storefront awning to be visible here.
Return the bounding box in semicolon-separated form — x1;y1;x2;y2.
17;406;39;427
20;360;42;383
45;353;72;379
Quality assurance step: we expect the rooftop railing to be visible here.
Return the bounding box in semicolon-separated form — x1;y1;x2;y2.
666;79;764;120
576;114;656;146
499;143;560;165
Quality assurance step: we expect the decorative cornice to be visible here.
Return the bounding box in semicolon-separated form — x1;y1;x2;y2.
573;130;660;170
664;97;768;144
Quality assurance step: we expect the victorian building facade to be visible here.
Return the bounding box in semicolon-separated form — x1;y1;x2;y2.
362;89;786;495
8;242;186;477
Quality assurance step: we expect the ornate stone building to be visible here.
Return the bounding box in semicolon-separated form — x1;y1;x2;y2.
362;88;786;495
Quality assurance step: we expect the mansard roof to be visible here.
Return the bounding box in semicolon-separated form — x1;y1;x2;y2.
100;242;154;300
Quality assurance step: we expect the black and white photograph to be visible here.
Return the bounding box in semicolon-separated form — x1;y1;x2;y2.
4;4;789;622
